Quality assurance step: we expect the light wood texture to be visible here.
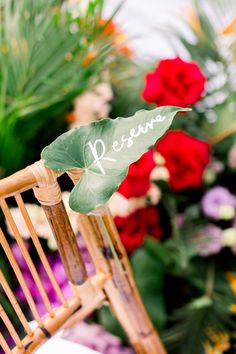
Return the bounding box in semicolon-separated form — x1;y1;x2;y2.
0;199;54;317
42;202;87;285
29;161;88;286
10;273;107;354
0;331;12;354
15;194;67;307
69;173;166;354
0;270;33;337
89;212;166;354
0;304;23;349
0;163;166;353
0;167;37;198
0;228;43;325
102;209;166;354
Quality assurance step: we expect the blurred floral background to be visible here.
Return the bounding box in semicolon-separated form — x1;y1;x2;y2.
1;0;236;353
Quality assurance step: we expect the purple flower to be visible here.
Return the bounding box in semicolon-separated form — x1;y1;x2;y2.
62;321;134;354
201;186;236;220
11;234;96;317
192;224;223;257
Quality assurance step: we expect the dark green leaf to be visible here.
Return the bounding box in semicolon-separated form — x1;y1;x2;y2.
131;238;167;330
42;106;190;213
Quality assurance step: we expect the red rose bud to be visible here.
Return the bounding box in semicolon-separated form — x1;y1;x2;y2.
142;57;206;107
118;150;155;198
156;131;210;191
115;206;162;253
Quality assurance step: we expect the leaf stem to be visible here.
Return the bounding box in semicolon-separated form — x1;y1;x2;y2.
205;262;215;297
98;215;123;272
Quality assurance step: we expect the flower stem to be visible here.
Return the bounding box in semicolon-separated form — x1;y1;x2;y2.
98;215;123;272
205;262;215;297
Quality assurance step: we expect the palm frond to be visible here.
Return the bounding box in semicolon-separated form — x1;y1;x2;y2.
0;0;121;174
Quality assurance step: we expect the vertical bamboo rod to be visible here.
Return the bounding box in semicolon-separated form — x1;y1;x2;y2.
42;201;87;285
77;214;142;347
15;194;67;307
100;209;166;354
88;210;166;354
68;172;141;346
0;199;54;317
0;332;11;354
77;214;110;273
0;269;33;337
0;228;43;325
0;304;23;349
68;171;166;353
67;172;110;274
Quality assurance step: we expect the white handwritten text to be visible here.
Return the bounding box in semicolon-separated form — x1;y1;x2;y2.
87;114;166;175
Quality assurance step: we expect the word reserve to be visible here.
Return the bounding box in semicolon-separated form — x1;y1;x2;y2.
87;114;166;175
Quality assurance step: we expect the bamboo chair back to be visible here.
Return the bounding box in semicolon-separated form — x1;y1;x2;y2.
0;160;166;354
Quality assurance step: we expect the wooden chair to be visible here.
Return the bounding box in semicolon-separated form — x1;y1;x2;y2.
0;160;166;354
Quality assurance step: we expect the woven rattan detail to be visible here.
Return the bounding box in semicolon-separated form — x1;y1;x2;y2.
28;161;62;205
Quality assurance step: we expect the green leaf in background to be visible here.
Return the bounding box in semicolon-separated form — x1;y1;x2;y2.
131;238;167;330
205;94;236;145
97;237;167;339
98;305;128;342
0;0;119;175
42;106;190;213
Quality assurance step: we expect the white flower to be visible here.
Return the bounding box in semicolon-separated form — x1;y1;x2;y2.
153;152;165;165
70;83;113;128
108;192;148;218
108;185;161;219
150;166;170;182
6;204;51;239
108;192;134;218
221;228;236;247
6;192;79;251
147;183;162;205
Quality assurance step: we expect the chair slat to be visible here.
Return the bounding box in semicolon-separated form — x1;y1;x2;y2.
101;210;166;353
42;202;88;285
0;199;54;317
0;228;43;325
0;269;33;337
0;304;23;349
0;331;12;354
0;163;166;354
15;194;67;307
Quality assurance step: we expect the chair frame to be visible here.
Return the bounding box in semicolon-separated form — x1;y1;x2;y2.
0;160;166;354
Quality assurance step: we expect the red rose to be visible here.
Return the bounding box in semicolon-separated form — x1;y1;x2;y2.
118;150;155;198
156;131;210;191
115;206;162;253
142;57;206;107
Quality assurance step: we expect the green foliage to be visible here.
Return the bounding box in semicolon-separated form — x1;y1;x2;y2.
42;106;189;213
98;306;128;342
110;62;150;118
0;0;111;120
162;260;236;354
204;94;236;144
163;0;236;144
98;238;167;340
0;0;116;175
131;238;167;330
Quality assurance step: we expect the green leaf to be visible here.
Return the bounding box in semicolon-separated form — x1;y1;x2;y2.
131;238;167;330
98;305;127;341
42;106;190;213
204;94;236;144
